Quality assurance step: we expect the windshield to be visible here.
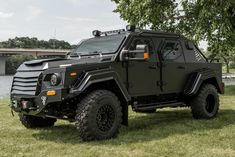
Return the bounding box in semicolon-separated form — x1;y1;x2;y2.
71;34;126;56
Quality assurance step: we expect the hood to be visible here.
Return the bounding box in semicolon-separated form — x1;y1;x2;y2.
17;55;114;72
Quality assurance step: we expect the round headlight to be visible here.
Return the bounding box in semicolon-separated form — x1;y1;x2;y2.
50;73;61;86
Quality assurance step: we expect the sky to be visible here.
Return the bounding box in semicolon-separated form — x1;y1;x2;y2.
0;0;127;44
0;0;207;49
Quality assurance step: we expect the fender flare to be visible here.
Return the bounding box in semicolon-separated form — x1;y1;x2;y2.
184;68;222;96
70;69;131;102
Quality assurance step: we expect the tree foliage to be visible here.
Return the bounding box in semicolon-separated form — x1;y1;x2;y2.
0;37;74;49
113;0;235;41
185;0;235;73
113;0;235;72
182;0;235;44
113;0;179;31
207;41;235;73
0;37;76;74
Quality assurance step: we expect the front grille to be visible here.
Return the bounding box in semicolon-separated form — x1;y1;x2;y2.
11;71;42;96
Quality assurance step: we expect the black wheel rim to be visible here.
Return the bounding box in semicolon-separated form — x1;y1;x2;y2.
96;104;115;132
205;94;216;113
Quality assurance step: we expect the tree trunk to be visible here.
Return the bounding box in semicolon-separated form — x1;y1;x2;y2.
226;62;230;74
222;56;230;74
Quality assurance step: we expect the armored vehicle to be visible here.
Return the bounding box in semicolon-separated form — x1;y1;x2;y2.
10;25;224;141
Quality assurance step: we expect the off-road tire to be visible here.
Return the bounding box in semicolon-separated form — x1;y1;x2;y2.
190;84;219;119
75;90;122;141
19;113;56;128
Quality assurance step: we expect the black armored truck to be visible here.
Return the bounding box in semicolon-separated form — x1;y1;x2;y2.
10;25;224;141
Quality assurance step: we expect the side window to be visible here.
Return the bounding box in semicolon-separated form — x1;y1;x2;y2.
184;40;206;63
129;37;155;61
162;41;184;62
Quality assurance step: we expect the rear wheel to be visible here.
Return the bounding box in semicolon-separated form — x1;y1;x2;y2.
190;84;219;119
75;90;122;141
19;113;56;128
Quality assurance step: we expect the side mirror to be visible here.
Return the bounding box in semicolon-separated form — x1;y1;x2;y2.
120;44;149;61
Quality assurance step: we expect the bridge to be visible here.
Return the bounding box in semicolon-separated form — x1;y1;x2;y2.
0;48;70;75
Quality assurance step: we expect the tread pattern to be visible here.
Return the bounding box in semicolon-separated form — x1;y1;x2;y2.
19;113;56;128
75;90;122;141
190;84;219;119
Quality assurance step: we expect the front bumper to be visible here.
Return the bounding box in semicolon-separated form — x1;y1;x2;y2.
10;88;66;116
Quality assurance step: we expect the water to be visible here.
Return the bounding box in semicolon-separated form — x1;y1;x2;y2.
0;76;13;99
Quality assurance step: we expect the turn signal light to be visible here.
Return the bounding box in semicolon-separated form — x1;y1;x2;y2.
47;91;56;96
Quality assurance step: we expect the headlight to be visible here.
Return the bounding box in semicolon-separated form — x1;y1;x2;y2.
50;73;61;86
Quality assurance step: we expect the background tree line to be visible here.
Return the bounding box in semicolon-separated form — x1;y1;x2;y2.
0;37;76;49
0;37;76;74
113;0;235;73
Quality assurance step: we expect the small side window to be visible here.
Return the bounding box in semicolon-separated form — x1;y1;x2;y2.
162;41;184;62
193;46;206;62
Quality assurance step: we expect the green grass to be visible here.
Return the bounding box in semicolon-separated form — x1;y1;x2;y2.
0;88;235;157
225;86;235;95
230;69;235;74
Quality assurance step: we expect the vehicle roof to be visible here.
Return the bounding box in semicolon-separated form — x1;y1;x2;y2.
96;28;188;40
128;29;187;39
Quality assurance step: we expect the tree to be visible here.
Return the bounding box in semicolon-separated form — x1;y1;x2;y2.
113;0;235;41
112;0;179;32
0;37;75;74
113;0;235;72
0;37;73;49
183;0;235;73
208;40;235;73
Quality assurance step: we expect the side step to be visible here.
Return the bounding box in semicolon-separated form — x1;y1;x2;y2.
133;101;185;112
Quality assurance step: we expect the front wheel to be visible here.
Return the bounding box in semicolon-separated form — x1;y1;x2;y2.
75;90;122;141
190;84;219;119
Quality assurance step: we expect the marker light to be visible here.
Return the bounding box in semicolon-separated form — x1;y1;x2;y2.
47;91;56;96
70;72;77;77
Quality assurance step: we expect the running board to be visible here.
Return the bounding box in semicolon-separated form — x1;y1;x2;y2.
133;101;185;112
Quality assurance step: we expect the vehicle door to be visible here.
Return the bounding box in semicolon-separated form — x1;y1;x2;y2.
127;36;161;96
160;39;188;94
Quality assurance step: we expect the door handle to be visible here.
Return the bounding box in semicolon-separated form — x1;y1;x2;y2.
177;66;185;69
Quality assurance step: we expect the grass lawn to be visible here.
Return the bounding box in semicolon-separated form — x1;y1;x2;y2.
0;87;235;157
